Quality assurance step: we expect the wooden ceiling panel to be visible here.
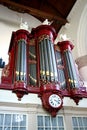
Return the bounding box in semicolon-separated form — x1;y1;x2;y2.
0;0;77;32
47;0;76;17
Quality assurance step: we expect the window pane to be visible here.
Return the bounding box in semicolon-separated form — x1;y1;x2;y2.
51;117;57;127
0;114;4;125
58;117;64;126
80;128;84;130
12;127;18;130
45;128;51;130
52;128;57;130
59;128;64;130
38;116;43;126
4;127;10;130
0;127;2;130
12;115;18;126
78;117;83;126
83;117;87;126
20;127;26;130
5;114;11;126
45;116;51;126
20;115;26;126
38;128;43;130
72;117;78;126
74;128;79;130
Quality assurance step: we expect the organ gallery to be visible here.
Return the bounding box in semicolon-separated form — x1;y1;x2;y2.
0;24;87;116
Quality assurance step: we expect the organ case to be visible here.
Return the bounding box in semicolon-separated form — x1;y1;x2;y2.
0;25;87;116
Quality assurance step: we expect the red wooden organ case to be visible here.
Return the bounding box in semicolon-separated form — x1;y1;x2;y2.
0;25;87;116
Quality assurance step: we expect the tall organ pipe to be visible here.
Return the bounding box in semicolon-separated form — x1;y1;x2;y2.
64;50;74;87
33;25;58;84
55;47;66;88
68;50;79;87
49;40;58;82
39;40;46;81
58;41;79;89
43;38;50;81
14;30;29;83
12;29;29;100
16;39;27;82
46;39;54;82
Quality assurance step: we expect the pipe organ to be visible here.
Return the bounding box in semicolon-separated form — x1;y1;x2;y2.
0;25;87;116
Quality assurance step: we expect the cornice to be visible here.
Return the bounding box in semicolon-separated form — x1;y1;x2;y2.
0;102;87;115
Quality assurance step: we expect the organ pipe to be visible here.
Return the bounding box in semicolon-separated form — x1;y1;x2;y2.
34;27;58;83
46;38;54;82
43;38;50;81
29;43;37;86
13;29;29;100
15;39;26;81
50;40;58;82
58;41;79;89
34;25;58;84
55;47;66;88
39;40;46;81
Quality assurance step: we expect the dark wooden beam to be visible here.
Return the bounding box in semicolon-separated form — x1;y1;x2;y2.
0;0;67;24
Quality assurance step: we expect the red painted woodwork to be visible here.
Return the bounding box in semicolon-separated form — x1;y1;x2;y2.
58;40;87;104
0;25;87;116
13;29;29;99
58;40;74;51
32;25;57;41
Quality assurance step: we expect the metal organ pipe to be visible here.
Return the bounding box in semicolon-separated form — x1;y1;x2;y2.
55;46;66;89
39;40;46;81
46;38;54;82
34;25;58;84
13;29;29;100
29;42;37;86
15;36;27;82
43;38;50;81
16;40;26;81
50;40;58;82
58;41;79;89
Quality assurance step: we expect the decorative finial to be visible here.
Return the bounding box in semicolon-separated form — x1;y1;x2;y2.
20;17;29;30
59;34;70;41
42;19;53;25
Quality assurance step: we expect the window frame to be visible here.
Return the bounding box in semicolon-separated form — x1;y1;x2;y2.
0;112;28;130
37;114;65;130
72;116;87;130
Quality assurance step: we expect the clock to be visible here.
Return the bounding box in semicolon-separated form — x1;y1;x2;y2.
49;94;62;108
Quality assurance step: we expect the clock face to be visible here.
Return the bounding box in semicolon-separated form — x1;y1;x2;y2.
49;94;62;108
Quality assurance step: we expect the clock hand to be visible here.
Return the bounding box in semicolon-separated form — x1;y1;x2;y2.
54;99;60;104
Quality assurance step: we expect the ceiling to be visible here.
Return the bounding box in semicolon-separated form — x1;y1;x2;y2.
0;0;77;33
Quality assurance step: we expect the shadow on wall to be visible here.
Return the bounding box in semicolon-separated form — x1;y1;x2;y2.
75;55;87;81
